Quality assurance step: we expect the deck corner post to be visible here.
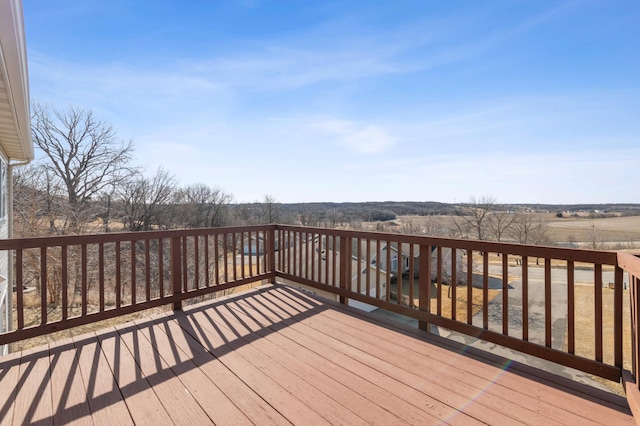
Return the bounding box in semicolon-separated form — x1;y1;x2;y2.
171;236;182;311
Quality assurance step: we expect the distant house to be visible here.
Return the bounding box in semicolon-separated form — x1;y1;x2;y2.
0;0;34;355
279;236;388;311
355;240;464;284
243;235;265;255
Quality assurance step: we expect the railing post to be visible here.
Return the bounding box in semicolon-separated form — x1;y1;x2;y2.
339;236;351;305
268;226;276;282
171;237;182;311
615;265;624;370
419;244;431;332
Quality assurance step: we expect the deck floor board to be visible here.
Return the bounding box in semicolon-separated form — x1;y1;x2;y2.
0;284;635;425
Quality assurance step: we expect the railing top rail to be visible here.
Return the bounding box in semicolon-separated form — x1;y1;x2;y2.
0;223;620;265
0;224;277;250
618;252;640;276
275;224;619;265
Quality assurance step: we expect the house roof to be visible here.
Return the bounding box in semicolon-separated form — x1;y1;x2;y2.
0;0;33;162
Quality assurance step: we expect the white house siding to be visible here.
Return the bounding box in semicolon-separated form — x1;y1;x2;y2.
0;157;8;355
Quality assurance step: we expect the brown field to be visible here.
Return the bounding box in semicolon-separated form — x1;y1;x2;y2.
389;279;501;324
365;213;640;250
547;215;640;245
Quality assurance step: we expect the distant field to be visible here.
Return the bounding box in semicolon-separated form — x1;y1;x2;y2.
361;213;640;249
546;215;640;246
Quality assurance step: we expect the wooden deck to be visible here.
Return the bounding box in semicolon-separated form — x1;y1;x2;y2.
0;284;635;425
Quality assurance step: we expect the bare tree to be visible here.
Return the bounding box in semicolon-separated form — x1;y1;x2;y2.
324;209;343;229
175;183;232;228
454;195;497;240
422;216;445;237
298;208;320;227
260;194;280;224
509;213;551;245
13;165;64;236
119;168;176;231
31;103;135;232
586;223;602;250
487;210;515;242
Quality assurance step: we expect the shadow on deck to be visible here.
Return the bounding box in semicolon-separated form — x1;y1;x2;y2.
0;284;634;425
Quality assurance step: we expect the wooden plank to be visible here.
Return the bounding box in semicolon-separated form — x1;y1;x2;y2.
16;249;24;330
299;312;562;425
0;350;22;424
451;247;457;320
238;290;474;421
48;340;93;425
96;327;172;425
232;233;237;282
82;244;88;315
145;240;151;301
182;236;189;291
175;308;340;424
71;333;134;426
545;259;552;347
115;242;121;308
99;243;105;311
273;286;633;422
418;244;430;331
595;263;603;362
204;235;210;287
114;322;213;424
41;247;47;325
300;286;633;423
314;308;616;426
11;346;53;425
130;316;253;425
62;246;68;320
158;239;164;298
150;312;289;426
436;246;442;316
502;253;508;335
188;305;369;425
409;243;415;307
522;255;529;340
213;297;446;425
568;261;575;353
250;290;500;424
482;252;488;329
467;250;473;325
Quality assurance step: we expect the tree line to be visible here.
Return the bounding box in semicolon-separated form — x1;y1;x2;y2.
15;104;291;238
16;104;639;243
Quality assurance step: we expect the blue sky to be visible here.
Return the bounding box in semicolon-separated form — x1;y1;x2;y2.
23;0;640;204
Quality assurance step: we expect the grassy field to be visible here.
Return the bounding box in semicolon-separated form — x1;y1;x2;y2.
569;285;631;395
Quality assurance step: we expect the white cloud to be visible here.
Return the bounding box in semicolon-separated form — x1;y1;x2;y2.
316;120;395;154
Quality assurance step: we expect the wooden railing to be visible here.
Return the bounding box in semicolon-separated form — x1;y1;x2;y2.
620;251;640;417
275;225;626;382
0;225;276;346
0;224;638;387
